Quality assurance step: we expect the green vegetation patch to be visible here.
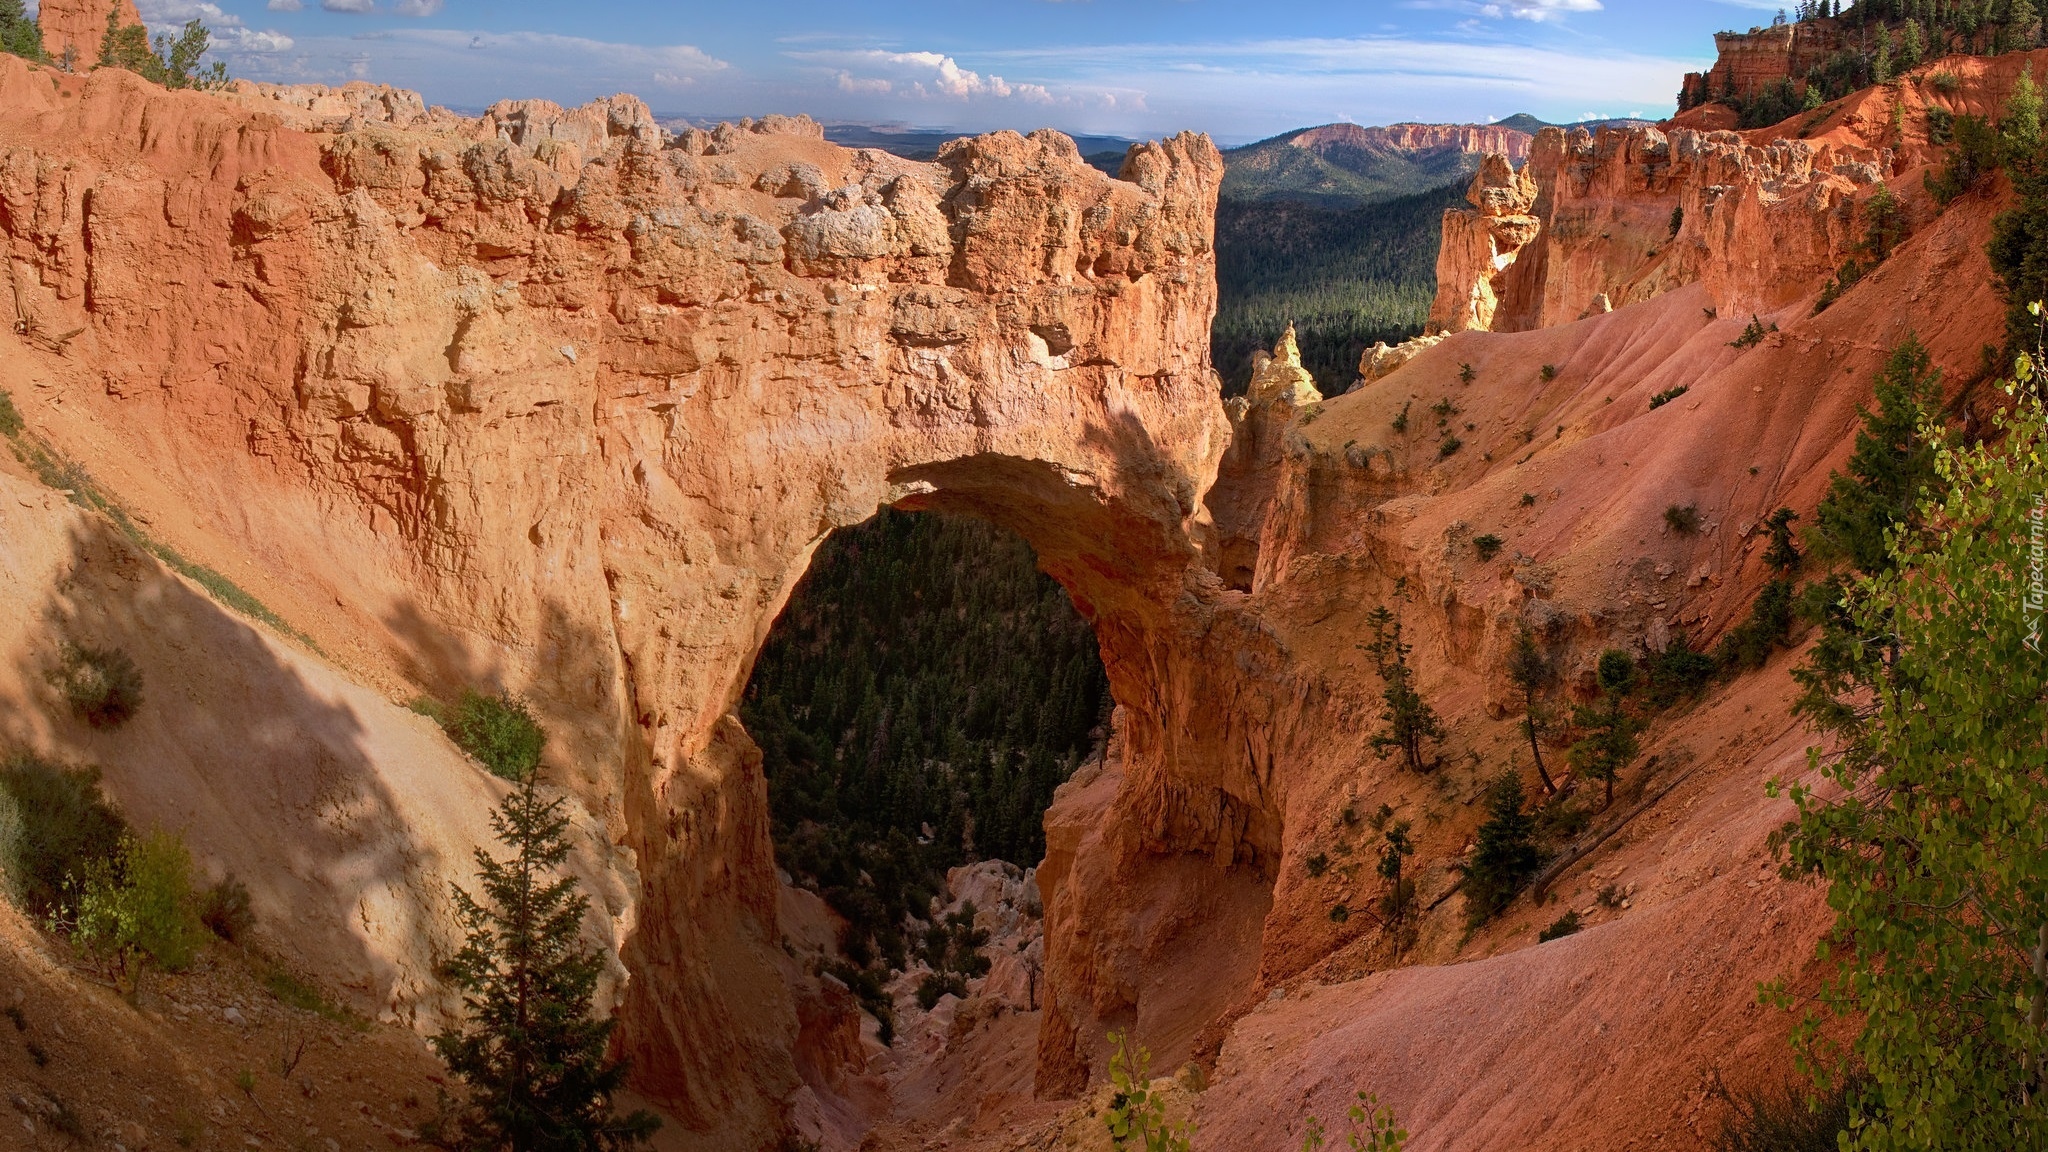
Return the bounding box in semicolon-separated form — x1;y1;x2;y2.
0;0;45;64
1537;910;1581;942
261;964;368;1029
1709;1075;1856;1152
1212;183;1465;397
48;643;144;729
426;690;547;782
0;753;128;915
73;830;208;1000
1458;771;1542;929
743;509;1110;975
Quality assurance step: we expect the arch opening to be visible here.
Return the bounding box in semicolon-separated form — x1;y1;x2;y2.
740;505;1113;1042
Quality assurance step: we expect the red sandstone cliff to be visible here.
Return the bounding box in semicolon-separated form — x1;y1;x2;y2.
1434;49;2048;340
1680;19;1856;108
1429;124;1892;335
35;0;140;66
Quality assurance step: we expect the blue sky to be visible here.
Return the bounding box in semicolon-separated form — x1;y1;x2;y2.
81;0;1798;142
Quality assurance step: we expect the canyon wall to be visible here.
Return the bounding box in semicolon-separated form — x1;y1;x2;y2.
1430;123;1891;335
34;0;138;65
1433;47;2048;342
1680;19;1855;109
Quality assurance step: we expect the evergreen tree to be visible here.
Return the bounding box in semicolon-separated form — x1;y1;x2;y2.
914;902;992;1009
1764;507;1804;572
97;7;152;73
0;0;44;63
1901;17;1927;67
1505;627;1558;795
1362;606;1444;774
1862;185;1906;262
432;776;659;1152
1458;772;1540;928
1377;819;1416;925
1993;76;2048;359
155;20;225;89
1773;392;2048;1150
1812;336;1943;574
1799;337;1947;743
1930;110;2001;205
1568;650;1641;809
2016;0;2042;44
96;9;227;90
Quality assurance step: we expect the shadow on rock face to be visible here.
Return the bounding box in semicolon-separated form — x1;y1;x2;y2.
1;511;446;1020
0;500;625;1030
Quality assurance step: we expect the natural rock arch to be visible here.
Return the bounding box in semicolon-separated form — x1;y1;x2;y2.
0;57;1304;1146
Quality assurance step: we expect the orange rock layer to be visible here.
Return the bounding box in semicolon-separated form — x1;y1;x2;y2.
1430;123;1891;335
35;0;140;66
1680;19;1856;108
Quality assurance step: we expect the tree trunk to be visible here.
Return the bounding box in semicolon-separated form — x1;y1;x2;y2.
1525;702;1555;795
2030;921;2048;1099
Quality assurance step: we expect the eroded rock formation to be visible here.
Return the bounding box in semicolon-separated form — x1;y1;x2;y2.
1431;123;1892;334
1679;19;1854;109
34;0;139;66
1427;153;1541;334
0;51;1267;1147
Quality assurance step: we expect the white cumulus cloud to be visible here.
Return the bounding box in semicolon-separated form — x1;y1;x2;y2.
1476;0;1603;20
266;0;303;9
223;28;730;106
392;0;443;15
791;49;1054;103
134;0;295;52
836;71;893;95
322;0;376;12
220;27;294;52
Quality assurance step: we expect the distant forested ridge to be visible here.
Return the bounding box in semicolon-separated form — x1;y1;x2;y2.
742;510;1109;968
818;123;1137;176
1211;115;1651;396
1212;182;1467;396
1220;130;1489;208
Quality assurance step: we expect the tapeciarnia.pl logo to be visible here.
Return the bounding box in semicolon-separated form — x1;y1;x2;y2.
2029;491;2046;653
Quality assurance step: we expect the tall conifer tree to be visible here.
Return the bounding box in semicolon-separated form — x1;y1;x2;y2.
433;776;659;1151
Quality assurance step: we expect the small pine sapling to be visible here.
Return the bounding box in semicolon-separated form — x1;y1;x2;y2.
1361;607;1444;774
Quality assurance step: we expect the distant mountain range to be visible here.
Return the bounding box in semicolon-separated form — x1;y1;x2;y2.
1221;114;1654;208
790;116;1654;206
819;123;1141;177
800;114;1654;397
